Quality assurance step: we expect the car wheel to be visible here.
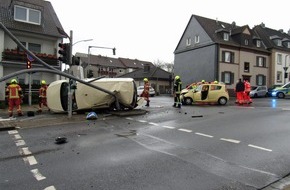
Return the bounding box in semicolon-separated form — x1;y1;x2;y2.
218;97;227;105
277;92;285;98
184;97;193;105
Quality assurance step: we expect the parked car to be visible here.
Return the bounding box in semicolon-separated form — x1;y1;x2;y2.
249;86;268;98
180;83;229;105
271;82;290;98
47;78;139;113
137;86;156;97
267;84;282;97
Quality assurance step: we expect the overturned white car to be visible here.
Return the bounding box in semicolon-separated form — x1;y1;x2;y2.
47;78;139;113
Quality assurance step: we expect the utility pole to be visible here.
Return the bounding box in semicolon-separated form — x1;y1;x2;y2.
67;30;73;118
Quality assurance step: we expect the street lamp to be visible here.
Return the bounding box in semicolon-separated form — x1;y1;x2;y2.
73;39;93;46
283;55;289;84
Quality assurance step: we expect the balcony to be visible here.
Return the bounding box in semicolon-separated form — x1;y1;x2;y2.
2;49;58;65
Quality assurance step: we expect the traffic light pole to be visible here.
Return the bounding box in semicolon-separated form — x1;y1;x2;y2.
68;30;73;118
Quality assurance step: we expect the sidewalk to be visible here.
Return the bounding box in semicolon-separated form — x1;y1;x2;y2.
0;104;147;130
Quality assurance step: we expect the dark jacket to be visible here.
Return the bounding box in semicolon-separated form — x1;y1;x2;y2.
235;80;245;92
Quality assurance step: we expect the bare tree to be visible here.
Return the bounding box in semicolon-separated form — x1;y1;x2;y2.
153;59;174;72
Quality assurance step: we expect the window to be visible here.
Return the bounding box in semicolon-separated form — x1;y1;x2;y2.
244;62;250;72
221;71;234;85
194;35;200;44
32;80;40;85
18;42;41;53
277;54;282;65
287;42;290;48
256;75;266;86
256;56;266;67
256;40;261;47
223;33;229;41
277;40;282;46
222;51;234;63
245;39;249;45
14;5;41;25
186;37;191;46
277;71;282;82
28;43;41;53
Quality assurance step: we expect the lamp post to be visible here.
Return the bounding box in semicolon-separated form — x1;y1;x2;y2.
283;55;289;84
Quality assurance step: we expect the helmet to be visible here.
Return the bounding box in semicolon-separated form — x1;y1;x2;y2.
143;78;148;82
214;80;218;84
175;76;180;80
41;80;46;85
11;79;17;84
201;80;205;83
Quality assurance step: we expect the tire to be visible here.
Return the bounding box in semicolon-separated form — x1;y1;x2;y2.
184;97;193;105
218;97;227;105
277;92;285;98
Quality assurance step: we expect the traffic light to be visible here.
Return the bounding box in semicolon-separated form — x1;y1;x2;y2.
58;43;70;64
113;47;116;55
27;60;32;69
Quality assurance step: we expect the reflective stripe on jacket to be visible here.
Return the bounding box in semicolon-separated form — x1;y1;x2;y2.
6;84;22;99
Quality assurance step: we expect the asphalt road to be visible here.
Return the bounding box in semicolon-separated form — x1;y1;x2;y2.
1;96;290;190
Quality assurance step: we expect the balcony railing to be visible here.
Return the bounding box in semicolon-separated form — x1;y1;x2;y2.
2;49;58;65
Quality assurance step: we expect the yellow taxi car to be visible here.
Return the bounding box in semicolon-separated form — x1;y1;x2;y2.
180;83;229;105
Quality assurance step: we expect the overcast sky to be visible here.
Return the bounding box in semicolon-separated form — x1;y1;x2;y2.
48;0;290;63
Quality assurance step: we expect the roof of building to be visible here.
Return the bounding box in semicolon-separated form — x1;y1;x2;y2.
119;65;172;80
0;0;66;38
80;54;126;68
253;24;290;52
118;57;154;69
175;14;269;53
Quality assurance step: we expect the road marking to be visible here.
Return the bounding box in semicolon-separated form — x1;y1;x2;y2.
23;156;38;165
248;144;272;152
44;186;56;190
15;139;26;146
195;132;213;138
20;147;32;155
148;122;159;126
161;125;175;129
137;120;147;123
8;130;18;134
220;138;240;144
13;134;22;139
31;169;46;181
178;128;192;133
282;108;290;111
125;117;134;120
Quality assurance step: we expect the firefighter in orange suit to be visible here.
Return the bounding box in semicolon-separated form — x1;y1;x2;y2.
235;78;245;105
38;80;48;113
141;78;150;106
6;79;24;117
244;80;252;104
173;75;182;108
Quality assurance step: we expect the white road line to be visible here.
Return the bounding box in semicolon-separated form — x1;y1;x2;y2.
31;169;46;181
137;120;147;123
15;139;26;146
44;186;56;190
248;144;272;152
20;147;32;155
220;138;240;144
195;132;213;138
282;108;290;111
23;156;38;165
13;134;22;140
178;128;192;133
148;122;159;126
125;117;134;120
8;130;18;135
161;125;175;129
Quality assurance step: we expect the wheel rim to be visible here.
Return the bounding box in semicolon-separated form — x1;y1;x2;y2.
219;97;227;105
185;98;192;105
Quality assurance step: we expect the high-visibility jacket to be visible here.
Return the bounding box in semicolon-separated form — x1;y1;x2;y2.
6;84;22;99
245;81;251;92
174;80;182;94
39;85;48;98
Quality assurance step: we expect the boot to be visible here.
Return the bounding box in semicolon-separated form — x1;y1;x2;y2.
172;103;176;107
178;104;181;108
145;101;149;107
